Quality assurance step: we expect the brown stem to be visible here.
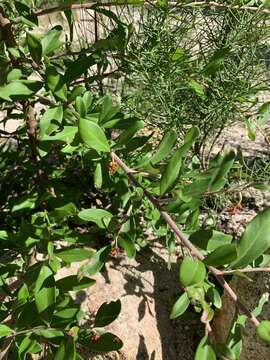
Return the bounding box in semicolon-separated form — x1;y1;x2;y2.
0;6;17;48
111;151;260;327
13;0;270;23
24;101;38;163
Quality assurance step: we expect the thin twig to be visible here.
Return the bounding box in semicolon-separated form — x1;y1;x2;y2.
220;267;270;275
111;151;260;327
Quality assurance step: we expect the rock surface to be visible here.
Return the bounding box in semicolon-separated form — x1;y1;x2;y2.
57;243;203;360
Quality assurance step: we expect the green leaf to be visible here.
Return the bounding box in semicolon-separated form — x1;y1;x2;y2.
115;120;145;147
45;65;67;100
151;129;177;165
56;248;95;263
79;118;110;152
11;192;38;213
54;308;79;320
82;91;93;112
19;336;42;359
54;336;75;360
188;79;206;98
41;126;77;144
95;300;121;327
203;47;230;76
252;293;269;317
0;324;13;338
204;244;237;267
64;55;97;83
195;336;216;360
39;106;63;139
232;208;270;268
34;266;55;321
78;208;113;228
256;321;270;343
27;32;42;63
118;235;136;258
79;332;123;352
160;126;199;195
190;230;232;251
99;96;120;125
0;80;42;101
41;26;63;55
75;96;87;117
208;151;235;192
179;256;206;287
94;162;103;189
50;202;78;220
79;246;109;277
56;275;96;292
34;328;64;339
246;118;256;141
7;68;23;82
170;292;190;319
171;47;184;61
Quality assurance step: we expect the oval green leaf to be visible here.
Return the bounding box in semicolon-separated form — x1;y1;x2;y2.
195;336;216;360
204;244;237;267
151;129;177;165
79;118;110;152
170;292;190;319
232;208;270;268
95;299;121;327
256;320;270;343
179;256;206;287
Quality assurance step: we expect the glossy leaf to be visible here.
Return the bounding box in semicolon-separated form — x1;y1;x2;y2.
195;336;216;360
41;26;63;55
64;55;97;83
232;208;270;268
99;95;120;125
179;256;206;287
78;208;113;228
79;246;109;277
188;79;206;98
41;126;77;143
190;229;232;251
56;275;96;292
34;328;64;339
0;80;42;101
160;126;199;195
0;324;13;338
94;162;103;189
95;299;121;327
208;151;235;192
27;32;42;63
54;336;75;360
34;266;56;321
118;236;136;258
79;118;110;152
39;106;63;139
56;248;95;263
115;120;144;147
45;65;67;100
151;129;177;165
170;292;190;319
204;244;237;267
256;321;270;343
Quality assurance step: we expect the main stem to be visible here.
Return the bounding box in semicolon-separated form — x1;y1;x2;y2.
111;151;260;327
